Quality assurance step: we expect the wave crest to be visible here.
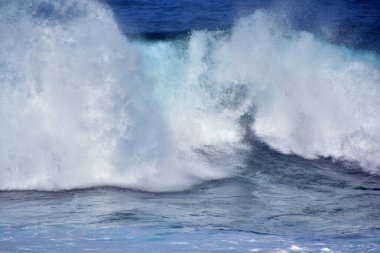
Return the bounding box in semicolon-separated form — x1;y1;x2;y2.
1;0;379;191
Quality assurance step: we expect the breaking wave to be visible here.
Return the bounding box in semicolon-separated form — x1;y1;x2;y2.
0;0;379;191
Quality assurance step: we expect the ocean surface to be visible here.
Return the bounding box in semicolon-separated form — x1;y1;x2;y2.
1;0;380;252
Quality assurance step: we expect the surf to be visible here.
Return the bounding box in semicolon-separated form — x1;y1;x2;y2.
0;0;379;192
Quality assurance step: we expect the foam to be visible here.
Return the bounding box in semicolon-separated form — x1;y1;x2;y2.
0;0;242;191
224;13;380;173
1;0;379;191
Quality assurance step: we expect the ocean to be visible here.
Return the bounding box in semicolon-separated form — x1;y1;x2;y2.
0;0;380;252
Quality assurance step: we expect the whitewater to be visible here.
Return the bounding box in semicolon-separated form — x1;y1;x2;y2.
1;0;380;252
1;0;379;192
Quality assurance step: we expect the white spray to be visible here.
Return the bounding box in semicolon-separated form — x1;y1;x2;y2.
0;0;379;191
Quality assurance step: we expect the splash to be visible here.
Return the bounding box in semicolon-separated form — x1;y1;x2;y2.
0;0;243;191
0;0;379;191
147;11;380;175
219;12;380;173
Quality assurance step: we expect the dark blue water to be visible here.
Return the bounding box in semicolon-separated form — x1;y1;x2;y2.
107;0;380;52
1;0;380;252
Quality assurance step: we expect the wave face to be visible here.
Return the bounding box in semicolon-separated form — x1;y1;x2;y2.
0;0;380;191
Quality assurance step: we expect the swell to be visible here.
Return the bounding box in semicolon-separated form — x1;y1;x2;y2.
0;0;380;191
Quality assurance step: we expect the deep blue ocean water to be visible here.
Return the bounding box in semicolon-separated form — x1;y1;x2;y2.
1;0;380;252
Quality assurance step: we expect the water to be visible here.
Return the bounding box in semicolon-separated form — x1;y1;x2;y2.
0;0;380;252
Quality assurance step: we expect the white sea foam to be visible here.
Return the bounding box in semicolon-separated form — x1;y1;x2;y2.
0;0;379;191
218;12;380;173
0;0;241;191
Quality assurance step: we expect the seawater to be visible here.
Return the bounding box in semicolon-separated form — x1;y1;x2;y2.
0;0;379;252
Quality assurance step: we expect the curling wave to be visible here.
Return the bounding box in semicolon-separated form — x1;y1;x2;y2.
0;0;379;191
